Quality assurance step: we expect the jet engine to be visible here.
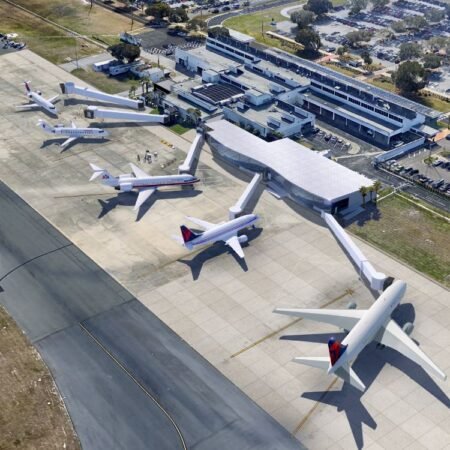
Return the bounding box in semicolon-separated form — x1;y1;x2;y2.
119;182;133;192
402;322;414;336
347;302;357;310
238;235;248;244
37;91;42;95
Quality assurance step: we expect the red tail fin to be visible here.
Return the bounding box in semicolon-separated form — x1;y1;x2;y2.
180;225;199;243
24;81;31;93
328;337;347;366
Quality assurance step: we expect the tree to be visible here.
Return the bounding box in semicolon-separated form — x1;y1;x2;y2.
372;180;382;203
391;20;406;33
361;50;372;65
349;0;368;15
422;53;441;69
108;43;140;63
295;27;321;53
359;186;368;206
169;7;189;23
345;30;373;48
145;2;171;20
208;26;230;39
336;45;349;56
303;0;332;17
399;42;423;61
290;9;316;28
392;61;427;94
370;0;389;10
425;8;445;23
404;15;428;30
187;17;207;31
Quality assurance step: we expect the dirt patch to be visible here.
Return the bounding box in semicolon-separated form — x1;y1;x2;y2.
0;306;80;450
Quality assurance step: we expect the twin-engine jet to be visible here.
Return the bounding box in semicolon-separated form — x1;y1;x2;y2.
274;280;447;391
89;163;200;211
16;82;58;116
37;120;108;148
177;214;259;259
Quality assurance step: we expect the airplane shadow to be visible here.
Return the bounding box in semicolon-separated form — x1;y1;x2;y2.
178;227;263;280
97;189;202;222
284;317;449;449
39;137;110;152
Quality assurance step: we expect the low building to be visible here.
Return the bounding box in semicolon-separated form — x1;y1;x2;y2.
206;120;373;214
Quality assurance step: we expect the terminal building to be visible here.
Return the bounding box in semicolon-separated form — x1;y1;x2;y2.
206;120;374;214
169;30;440;150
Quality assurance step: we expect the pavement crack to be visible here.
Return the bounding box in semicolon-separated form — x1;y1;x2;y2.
0;243;73;283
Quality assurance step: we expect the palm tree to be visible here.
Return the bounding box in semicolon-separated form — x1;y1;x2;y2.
359;186;368;206
372;180;382;203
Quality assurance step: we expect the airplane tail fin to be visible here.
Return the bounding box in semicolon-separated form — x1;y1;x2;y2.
180;225;201;244
24;81;31;93
328;337;347;366
293;357;366;392
36;119;53;132
89;163;112;182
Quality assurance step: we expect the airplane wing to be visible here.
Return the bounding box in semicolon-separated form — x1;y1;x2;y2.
48;95;59;103
225;235;245;259
16;103;38;109
375;319;447;381
129;163;149;179
186;216;216;230
60;137;78;148
274;308;366;331
134;187;156;210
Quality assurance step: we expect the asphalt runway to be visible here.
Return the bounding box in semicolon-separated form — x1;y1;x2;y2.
0;181;301;450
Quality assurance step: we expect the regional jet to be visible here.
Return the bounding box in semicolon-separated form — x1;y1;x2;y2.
89;163;200;211
16;81;58;116
37;120;108;148
176;214;259;259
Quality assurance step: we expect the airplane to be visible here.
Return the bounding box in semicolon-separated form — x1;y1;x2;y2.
37;119;108;148
176;214;259;259
274;279;447;392
16;81;58;116
89;162;200;211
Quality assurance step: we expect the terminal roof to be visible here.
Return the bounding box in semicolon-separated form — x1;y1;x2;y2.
207;120;373;202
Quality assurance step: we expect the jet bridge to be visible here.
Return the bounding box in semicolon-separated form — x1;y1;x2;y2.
178;132;204;175
84;106;168;124
60;82;144;110
321;211;388;291
229;173;262;220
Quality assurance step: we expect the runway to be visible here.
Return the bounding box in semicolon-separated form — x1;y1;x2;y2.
0;181;300;450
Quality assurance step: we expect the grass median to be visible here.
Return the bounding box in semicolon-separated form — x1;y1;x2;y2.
348;194;450;287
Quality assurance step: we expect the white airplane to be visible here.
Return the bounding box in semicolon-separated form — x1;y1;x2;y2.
177;214;259;259
37;119;108;148
16;81;58;116
89;163;200;211
274;280;447;392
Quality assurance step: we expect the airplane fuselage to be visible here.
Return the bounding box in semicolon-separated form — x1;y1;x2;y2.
28;91;56;114
189;214;258;248
49;126;107;138
330;280;406;374
102;174;200;191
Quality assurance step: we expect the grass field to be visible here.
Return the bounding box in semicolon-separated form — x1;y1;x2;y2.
0;306;80;449
349;194;450;287
0;0;133;64
71;67;140;94
169;123;193;135
224;2;304;52
323;62;359;78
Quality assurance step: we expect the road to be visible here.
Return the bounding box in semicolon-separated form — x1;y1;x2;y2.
207;0;297;27
0;181;301;450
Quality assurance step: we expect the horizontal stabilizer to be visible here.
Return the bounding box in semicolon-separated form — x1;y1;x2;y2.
186;216;215;230
294;357;366;391
89;163;105;181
